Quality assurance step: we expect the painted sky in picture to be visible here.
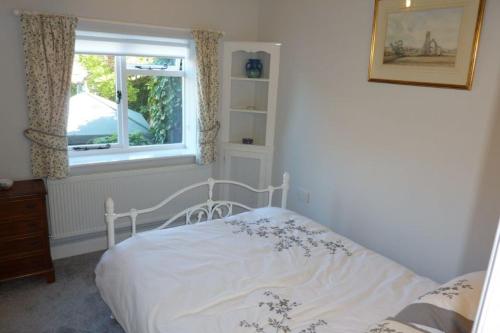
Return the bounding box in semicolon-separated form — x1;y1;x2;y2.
385;7;463;50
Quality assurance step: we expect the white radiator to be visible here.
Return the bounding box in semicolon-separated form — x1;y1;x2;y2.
46;165;211;239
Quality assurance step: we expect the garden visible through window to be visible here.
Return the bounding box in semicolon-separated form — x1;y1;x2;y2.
68;53;184;150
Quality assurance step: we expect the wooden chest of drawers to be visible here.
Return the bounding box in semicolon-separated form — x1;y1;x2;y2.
0;179;54;283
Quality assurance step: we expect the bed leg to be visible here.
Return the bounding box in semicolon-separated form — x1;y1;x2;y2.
105;198;116;248
281;172;290;209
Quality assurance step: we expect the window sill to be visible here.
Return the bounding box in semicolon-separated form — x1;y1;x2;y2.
69;149;196;175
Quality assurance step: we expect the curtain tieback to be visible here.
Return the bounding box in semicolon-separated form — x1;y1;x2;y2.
199;121;220;145
24;128;68;151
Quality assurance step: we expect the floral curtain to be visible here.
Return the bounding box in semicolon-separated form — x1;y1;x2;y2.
20;13;78;179
192;29;223;165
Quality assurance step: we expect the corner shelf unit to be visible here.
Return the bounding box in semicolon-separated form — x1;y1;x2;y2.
220;42;281;206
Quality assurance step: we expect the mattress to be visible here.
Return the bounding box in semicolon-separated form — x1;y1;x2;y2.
95;207;438;333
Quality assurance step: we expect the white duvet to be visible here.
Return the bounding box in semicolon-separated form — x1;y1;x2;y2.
95;208;438;333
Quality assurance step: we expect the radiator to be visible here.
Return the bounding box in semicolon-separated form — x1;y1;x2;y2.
46;165;211;239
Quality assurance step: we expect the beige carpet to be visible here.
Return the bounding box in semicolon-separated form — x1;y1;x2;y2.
0;251;124;333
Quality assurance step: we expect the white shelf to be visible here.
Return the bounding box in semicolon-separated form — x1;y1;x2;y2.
226;142;269;152
231;76;270;82
220;42;280;202
230;108;267;115
230;80;269;114
229;142;265;147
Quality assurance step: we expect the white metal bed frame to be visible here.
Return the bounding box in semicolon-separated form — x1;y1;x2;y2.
104;172;290;248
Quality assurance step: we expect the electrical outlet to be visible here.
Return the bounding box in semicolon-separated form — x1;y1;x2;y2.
297;188;310;204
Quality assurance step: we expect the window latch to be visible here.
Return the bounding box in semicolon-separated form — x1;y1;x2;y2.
116;90;122;104
73;144;111;151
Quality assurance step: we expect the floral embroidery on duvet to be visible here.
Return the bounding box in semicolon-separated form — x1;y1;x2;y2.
240;291;327;333
418;279;473;300
368;322;405;333
225;218;352;257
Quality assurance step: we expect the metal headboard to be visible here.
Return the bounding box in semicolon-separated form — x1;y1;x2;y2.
104;172;290;248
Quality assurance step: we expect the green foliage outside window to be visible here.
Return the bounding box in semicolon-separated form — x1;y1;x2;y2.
88;132;152;146
147;58;183;144
128;132;153;146
88;133;118;145
76;55;116;101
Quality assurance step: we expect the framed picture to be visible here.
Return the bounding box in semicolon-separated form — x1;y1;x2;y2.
368;0;486;89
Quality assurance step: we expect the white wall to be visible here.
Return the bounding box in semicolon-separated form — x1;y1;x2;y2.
258;0;500;282
0;0;260;179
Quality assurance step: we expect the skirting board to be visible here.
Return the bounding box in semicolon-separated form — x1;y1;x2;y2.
51;235;109;260
50;220;182;259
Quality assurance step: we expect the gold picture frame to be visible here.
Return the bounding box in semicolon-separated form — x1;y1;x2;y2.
368;0;486;90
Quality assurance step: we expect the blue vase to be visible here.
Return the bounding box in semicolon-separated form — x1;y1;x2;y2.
245;59;263;78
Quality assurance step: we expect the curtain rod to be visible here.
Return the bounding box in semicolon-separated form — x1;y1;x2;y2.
13;9;225;36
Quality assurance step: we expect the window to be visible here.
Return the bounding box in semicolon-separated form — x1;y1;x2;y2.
125;56;183;146
68;30;196;168
69;53;185;150
69;54;119;146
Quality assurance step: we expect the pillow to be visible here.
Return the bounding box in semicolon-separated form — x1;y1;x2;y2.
367;271;485;333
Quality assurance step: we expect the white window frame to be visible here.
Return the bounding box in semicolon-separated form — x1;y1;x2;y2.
69;53;187;156
68;30;199;168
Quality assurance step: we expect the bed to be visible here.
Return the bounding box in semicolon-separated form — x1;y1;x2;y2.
96;173;438;333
